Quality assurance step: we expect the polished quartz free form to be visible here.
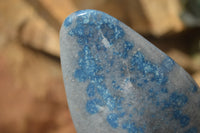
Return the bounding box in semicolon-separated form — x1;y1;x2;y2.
60;10;200;133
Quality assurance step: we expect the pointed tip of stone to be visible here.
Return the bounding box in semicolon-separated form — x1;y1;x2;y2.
61;9;119;29
62;9;97;28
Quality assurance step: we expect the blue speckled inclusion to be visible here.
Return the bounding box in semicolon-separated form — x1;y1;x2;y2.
64;10;198;133
185;127;198;133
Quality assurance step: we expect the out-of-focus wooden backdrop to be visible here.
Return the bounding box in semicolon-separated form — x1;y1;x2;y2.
0;0;200;133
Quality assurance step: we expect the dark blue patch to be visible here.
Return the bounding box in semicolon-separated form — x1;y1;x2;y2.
76;15;89;25
96;84;109;98
116;97;124;111
91;75;104;83
161;88;168;93
86;98;104;114
163;92;188;110
96;43;106;51
173;110;190;127
120;65;127;77
162;100;172;110
122;120;144;133
118;112;126;118
107;113;119;128
148;88;158;99
169;92;188;108
95;83;116;110
129;114;133;118
101;24;124;45
190;84;198;93
86;83;96;97
105;95;116;111
64;17;72;27
154;71;168;85
161;57;175;72
185;127;198;133
130;51;145;70
124;41;134;51
112;80;122;90
173;110;182;119
77;37;88;45
112;80;116;85
74;69;88;82
130;51;168;86
75;45;100;81
179;115;190;127
118;41;134;59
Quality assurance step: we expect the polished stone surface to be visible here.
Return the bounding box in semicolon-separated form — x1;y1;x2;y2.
60;9;200;133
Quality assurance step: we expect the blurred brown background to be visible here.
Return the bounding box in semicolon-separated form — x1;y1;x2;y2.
0;0;200;133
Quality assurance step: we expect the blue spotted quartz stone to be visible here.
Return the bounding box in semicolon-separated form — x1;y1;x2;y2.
60;10;200;133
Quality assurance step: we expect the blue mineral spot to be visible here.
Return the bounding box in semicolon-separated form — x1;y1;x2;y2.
95;98;105;106
130;77;136;84
138;127;145;133
91;75;104;83
74;69;88;82
190;84;198;93
173;110;182;119
148;88;158;98
101;24;124;45
162;100;171;110
130;51;169;85
112;80;122;90
161;88;168;93
161;57;175;72
185;127;198;133
95;84;116;111
124;41;134;51
130;51;145;70
151;114;156;118
129;114;133;118
137;83;143;87
133;108;137;114
119;41;134;59
74;45;99;81
86;83;96;97
74;25;85;36
88;13;98;25
118;112;126;118
76;45;100;80
107;113;119;128
77;37;88;45
95;43;106;51
76;14;90;25
112;80;116;85
156;73;168;85
116;97;124;111
173;110;190;127
120;65;127;77
105;95;116;111
179;115;190;127
122;121;143;133
64;17;72;27
96;84;108;97
86;99;104;114
155;101;160;106
169;92;188;108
